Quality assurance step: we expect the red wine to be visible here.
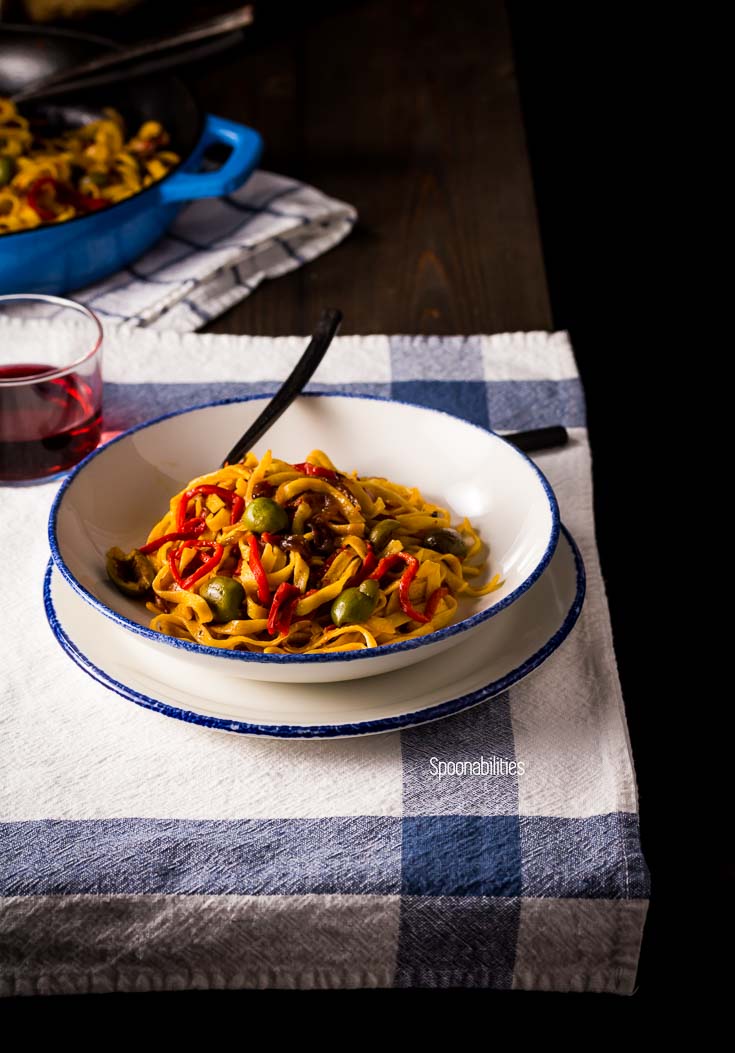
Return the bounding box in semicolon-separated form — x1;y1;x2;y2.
0;363;102;481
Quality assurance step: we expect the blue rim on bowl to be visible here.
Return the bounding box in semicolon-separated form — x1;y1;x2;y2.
48;392;561;665
43;525;584;737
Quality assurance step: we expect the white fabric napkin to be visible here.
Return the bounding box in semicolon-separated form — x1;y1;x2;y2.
0;328;648;996
71;170;356;331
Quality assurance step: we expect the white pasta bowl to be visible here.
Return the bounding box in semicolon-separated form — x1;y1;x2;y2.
49;394;560;684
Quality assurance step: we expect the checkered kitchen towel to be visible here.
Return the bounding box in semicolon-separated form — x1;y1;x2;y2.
72;169;356;331
0;330;649;995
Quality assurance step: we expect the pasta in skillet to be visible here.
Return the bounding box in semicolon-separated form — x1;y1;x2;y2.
105;450;503;654
0;97;179;233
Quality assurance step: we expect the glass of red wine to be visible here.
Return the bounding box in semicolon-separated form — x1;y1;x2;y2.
0;293;103;483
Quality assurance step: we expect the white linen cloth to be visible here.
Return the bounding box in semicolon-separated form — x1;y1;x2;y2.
0;328;648;995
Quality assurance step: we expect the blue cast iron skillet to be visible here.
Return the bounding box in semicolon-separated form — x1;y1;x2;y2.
0;24;262;295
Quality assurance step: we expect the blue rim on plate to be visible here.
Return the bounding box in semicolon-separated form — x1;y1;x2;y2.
43;524;585;739
47;392;561;666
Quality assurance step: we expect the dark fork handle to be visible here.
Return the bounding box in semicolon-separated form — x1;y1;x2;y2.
505;425;569;453
221;309;343;467
12;7;254;103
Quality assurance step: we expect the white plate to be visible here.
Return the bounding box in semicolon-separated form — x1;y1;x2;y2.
49;394;559;682
44;525;585;739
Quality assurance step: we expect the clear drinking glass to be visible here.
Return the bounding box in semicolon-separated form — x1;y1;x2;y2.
0;293;103;482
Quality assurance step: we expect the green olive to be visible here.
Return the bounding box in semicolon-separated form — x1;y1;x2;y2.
331;583;379;626
422;527;468;558
201;575;245;622
358;578;379;601
243;496;288;534
369;518;400;550
0;156;15;187
106;547;156;597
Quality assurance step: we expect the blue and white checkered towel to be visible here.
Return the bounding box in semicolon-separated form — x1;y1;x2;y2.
72;170;356;331
0;329;649;995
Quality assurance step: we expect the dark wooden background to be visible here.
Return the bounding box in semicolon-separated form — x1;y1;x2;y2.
192;2;552;336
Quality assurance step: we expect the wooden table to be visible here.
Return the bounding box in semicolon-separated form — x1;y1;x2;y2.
185;0;552;337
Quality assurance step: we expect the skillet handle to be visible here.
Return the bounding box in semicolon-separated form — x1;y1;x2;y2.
158;114;262;203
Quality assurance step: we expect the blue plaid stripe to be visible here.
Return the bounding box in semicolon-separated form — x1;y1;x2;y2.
519;814;649;899
103;379;584;433
392;381;491;429
389;335;486;380
402;816;522;896
401;693;518;815
0;818;401;896
0;815;647;900
487;378;586;430
396;896;521;988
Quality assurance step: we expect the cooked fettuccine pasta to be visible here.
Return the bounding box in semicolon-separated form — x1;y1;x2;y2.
105;450;503;654
0;96;179;233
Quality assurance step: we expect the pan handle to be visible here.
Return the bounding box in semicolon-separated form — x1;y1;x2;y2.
158;114;262;203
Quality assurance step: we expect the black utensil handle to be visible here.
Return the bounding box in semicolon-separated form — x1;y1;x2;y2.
12;6;253;103
13;35;244;103
505;425;569;453
221;309;343;468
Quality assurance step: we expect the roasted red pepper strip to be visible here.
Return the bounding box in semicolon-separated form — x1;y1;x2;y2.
176;484;244;531
367;552;405;581
26;176;58;221
80;195;107;212
267;583;302;636
261;532;282;546
167;539;223;591
425;586;449;620
368;550;430;624
139;515;206;554
26;175;107;220
292;462;339;481
397;554;429;624
248;533;270;606
355;542;377;584
231;493;245;524
69;187;107;212
347;542;377;587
